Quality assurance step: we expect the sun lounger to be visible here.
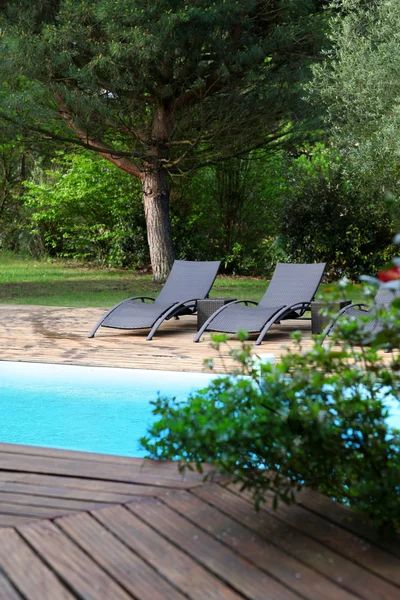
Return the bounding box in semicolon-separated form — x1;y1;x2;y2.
194;262;325;345
89;260;220;340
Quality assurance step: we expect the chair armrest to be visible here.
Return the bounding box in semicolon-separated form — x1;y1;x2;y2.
130;296;156;303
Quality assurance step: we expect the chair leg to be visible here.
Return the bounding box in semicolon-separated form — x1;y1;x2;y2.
318;322;333;344
146;303;181;340
193;319;211;342
254;317;277;346
88;316;106;338
193;301;244;342
254;305;299;346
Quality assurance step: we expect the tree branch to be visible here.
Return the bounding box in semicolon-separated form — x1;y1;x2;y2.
161;133;202;169
91;109;147;144
167;129;291;174
98;81;156;105
174;73;225;110
0;112;142;158
54;93;143;179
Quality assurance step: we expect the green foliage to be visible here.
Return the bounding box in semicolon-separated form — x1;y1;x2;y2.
142;273;400;534
0;112;36;254
0;145;28;252
23;152;148;266
171;153;287;275
312;0;400;140
309;0;400;204
279;147;396;279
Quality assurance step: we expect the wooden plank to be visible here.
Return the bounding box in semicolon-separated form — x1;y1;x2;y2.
0;528;74;600
230;486;400;588
0;451;206;487
0;491;110;511
0;473;24;482
296;488;400;559
93;503;245;600
0;515;43;527
195;484;400;600
56;511;187;600
0;502;82;519
127;497;301;600
162;489;357;600
17;519;134;600
0;571;23;600
0;449;210;485
0;471;176;496
0;481;152;504
0;443;215;477
0;442;151;464
264;492;400;588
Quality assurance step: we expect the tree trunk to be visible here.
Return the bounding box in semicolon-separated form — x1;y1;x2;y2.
142;168;175;283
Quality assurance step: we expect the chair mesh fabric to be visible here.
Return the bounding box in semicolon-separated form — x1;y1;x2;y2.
258;263;326;309
155;260;220;305
206;304;284;333
206;262;326;334
102;300;175;329
375;286;399;308
101;260;220;330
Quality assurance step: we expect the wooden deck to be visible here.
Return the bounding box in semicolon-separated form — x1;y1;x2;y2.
0;304;399;598
0;443;399;600
0;303;314;372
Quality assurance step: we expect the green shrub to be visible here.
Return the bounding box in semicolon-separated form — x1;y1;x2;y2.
23;152;148;267
142;269;400;534
280;160;395;280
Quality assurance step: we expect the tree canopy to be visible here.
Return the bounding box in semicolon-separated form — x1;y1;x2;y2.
0;0;328;280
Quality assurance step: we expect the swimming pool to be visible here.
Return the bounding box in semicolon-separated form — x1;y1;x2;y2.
1;360;398;459
0;361;216;458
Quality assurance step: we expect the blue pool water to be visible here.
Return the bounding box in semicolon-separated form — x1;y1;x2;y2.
380;396;400;431
0;361;215;458
1;361;398;459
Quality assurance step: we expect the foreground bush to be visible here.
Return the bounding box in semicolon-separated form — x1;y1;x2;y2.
142;265;400;534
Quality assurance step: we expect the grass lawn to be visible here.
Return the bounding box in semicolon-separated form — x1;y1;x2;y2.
0;254;363;308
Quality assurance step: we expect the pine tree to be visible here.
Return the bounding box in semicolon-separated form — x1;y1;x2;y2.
0;0;326;281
